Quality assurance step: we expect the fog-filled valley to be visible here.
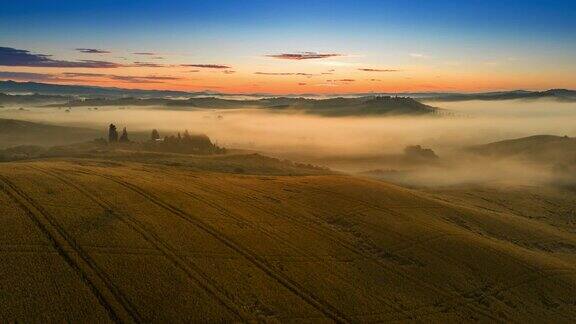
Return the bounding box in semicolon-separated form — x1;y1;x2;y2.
2;97;576;187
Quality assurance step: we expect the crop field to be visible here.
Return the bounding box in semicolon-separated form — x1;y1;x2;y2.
0;159;575;322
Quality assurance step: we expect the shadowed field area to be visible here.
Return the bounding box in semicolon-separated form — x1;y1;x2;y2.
0;159;575;322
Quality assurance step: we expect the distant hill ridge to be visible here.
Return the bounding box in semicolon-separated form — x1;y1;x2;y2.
425;89;576;102
468;134;576;163
54;95;439;116
0;88;440;116
1;80;574;102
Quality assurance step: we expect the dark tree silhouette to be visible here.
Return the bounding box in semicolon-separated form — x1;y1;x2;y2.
119;127;129;142
151;129;160;141
144;130;225;154
404;145;438;160
108;124;118;143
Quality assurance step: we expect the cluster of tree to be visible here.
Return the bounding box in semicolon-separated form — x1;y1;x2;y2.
145;129;225;155
108;123;129;143
102;124;224;154
404;145;438;160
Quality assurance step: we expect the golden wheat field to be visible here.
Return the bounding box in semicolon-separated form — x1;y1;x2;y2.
0;159;574;322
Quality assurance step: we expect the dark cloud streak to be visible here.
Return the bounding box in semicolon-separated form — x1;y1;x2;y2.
0;71;58;82
76;48;111;54
0;70;181;84
266;52;342;60
181;64;231;69
254;72;316;77
0;47;122;68
131;61;165;67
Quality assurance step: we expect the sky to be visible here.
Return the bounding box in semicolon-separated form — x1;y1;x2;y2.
1;0;575;94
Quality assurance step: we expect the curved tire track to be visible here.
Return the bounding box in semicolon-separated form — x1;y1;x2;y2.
30;165;249;322
204;176;507;320
75;168;351;323
0;173;141;324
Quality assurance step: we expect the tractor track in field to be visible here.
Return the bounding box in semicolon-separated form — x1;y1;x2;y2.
131;170;527;320
40;165;576;321
72;168;352;323
284;183;576;321
199;176;512;321
0;174;141;324
171;183;414;319
166;178;416;318
139;170;501;320
101;169;506;321
29;166;250;322
153;172;556;321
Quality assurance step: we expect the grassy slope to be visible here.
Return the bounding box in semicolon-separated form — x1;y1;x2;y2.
0;159;575;322
0;118;101;149
469;135;576;161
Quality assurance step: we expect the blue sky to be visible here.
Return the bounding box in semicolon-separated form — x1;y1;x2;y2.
1;0;575;93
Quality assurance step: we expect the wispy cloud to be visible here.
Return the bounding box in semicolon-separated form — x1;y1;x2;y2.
61;72;107;77
109;75;181;83
317;79;355;87
76;48;111;54
181;64;231;69
358;68;399;72
132;52;156;55
326;79;355;82
409;53;427;58
222;70;236;74
254;72;315;77
265;52;342;60
0;70;182;84
132;61;165;67
0;47;122;68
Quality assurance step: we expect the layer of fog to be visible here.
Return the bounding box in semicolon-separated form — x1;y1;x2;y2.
1;98;576;187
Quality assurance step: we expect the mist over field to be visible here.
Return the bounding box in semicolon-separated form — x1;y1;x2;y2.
2;98;576;186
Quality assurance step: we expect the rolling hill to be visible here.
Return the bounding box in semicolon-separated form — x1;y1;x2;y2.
0;157;575;322
424;89;576;102
44;95;439;116
0;118;101;149
0;93;70;105
468;135;576;163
